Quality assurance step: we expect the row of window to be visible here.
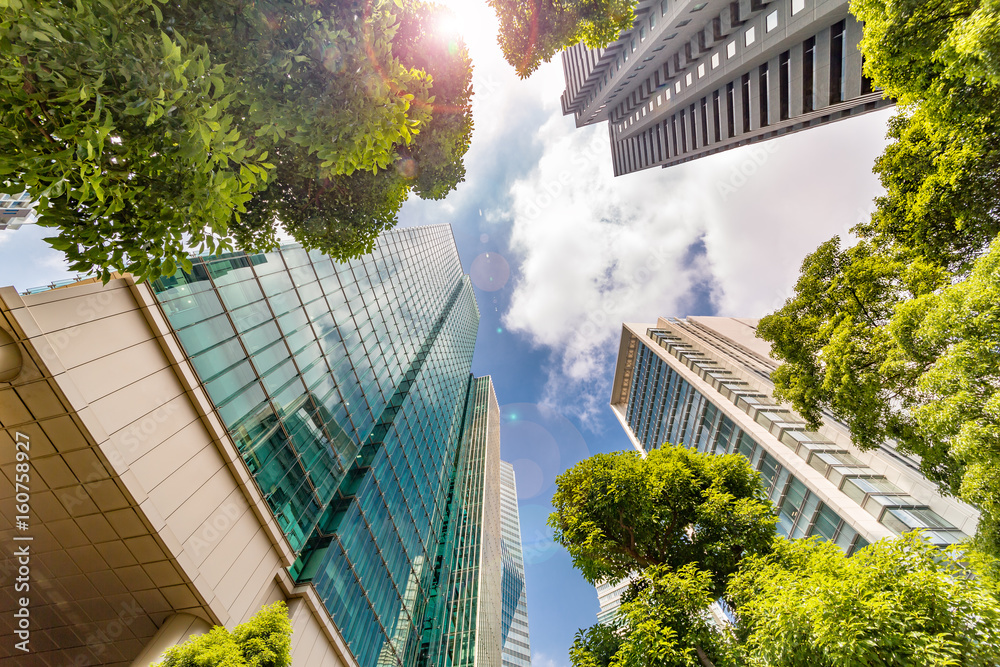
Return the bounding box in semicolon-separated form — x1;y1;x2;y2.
642;326;967;547
612;17;866;174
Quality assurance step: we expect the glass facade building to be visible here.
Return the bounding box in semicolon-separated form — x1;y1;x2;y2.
499;461;531;667
149;225;506;667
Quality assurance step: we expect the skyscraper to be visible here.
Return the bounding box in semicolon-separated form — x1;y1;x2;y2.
0;225;516;666
597;316;978;622
499;461;531;667
560;0;892;176
0;191;37;230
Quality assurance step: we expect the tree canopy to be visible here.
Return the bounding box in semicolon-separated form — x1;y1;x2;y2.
486;0;637;78
0;0;473;282
154;601;292;667
556;449;1000;667
548;447;776;597
730;533;1000;666
758;0;1000;553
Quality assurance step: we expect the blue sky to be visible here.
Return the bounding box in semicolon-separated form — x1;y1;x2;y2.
0;2;898;665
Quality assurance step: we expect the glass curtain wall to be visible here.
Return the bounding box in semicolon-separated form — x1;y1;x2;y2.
151;225;483;667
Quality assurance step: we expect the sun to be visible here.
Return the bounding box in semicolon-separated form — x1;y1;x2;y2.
432;8;466;40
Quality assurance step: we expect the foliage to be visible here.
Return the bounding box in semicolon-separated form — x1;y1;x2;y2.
392;2;474;199
570;621;624;667
893;237;1000;553
729;533;1000;666
486;0;637;78
548;446;776;597
154;601;292;667
759;0;1000;550
611;564;732;667
0;0;473;282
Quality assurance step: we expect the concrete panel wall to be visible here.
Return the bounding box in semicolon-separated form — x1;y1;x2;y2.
0;279;355;666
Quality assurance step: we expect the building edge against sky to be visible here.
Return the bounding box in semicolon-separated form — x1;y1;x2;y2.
560;0;892;176
499;461;531;667
0;224;530;666
595;316;978;623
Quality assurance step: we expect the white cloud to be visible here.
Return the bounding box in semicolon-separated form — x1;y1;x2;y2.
501;113;719;426
500;103;894;428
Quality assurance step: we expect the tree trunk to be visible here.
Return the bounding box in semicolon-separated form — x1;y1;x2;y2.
695;645;715;667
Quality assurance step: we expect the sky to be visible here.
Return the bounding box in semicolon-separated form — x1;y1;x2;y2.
0;3;897;666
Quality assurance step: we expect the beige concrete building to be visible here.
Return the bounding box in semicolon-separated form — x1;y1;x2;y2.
596;316;978;623
1;276;355;665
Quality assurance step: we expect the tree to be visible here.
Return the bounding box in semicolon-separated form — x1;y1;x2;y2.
486;0;637;78
891;237;1000;555
556;451;1000;667
154;601;292;667
758;0;1000;549
570;621;624;667
0;0;473;282
729;533;1000;666
611;564;733;667
548;447;777;597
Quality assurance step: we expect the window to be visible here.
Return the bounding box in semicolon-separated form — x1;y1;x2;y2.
759;63;769;126
665;31;679;40
685;72;693;85
741;73;750;132
697;63;705;78
676;19;691;27
779;50;790;120
745;26;756;46
690;2;707;10
712;90;721;142
700;97;709;146
727;40;737;58
661;0;668;14
766;10;778;32
675;81;682;93
726;82;736;136
643;55;655;62
711;52;720;68
792;0;805;14
803;36;815;112
650;13;656;29
830;20;846;103
640;26;647;41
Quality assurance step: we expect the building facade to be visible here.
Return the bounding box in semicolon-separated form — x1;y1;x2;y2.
560;0;892;176
499;461;531;667
596;316;979;621
0;191;37;231
0;225;514;666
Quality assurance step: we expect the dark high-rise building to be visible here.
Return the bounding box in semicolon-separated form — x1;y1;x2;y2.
0;225;518;667
560;0;892;176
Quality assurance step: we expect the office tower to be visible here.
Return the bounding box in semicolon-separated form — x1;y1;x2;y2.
0;191;37;230
0;225;510;667
560;0;892;176
596;316;978;620
499;461;531;667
